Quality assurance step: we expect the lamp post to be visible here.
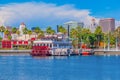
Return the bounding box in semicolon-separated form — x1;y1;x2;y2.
107;22;110;51
107;32;110;50
116;30;119;50
104;33;106;51
116;34;118;50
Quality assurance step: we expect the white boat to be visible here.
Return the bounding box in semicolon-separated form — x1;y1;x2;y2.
31;33;73;56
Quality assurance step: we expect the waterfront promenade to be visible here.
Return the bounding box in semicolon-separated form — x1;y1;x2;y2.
94;48;120;55
0;50;31;55
0;49;120;56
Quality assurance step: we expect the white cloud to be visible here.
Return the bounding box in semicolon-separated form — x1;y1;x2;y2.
0;2;98;28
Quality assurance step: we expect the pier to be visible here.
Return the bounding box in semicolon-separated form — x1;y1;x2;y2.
0;50;31;55
94;49;120;55
1;49;120;56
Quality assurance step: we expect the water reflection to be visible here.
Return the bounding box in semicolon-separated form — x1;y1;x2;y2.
32;56;69;60
0;55;120;80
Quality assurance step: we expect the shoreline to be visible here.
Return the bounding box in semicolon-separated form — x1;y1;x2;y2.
0;49;120;56
0;50;31;56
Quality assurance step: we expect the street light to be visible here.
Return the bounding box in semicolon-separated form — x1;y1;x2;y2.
104;33;106;51
116;33;118;50
107;32;110;50
107;22;110;51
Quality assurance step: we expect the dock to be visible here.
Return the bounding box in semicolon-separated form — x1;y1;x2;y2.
94;49;120;55
1;49;120;56
0;50;31;55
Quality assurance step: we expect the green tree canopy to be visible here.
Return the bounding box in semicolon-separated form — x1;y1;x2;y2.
12;27;17;34
37;31;44;39
16;30;20;35
28;30;32;38
0;26;5;32
34;26;41;35
0;36;2;41
23;27;28;35
58;25;67;34
8;35;12;40
46;26;55;35
4;29;10;36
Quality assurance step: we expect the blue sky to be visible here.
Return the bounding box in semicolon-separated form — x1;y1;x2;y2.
0;0;120;29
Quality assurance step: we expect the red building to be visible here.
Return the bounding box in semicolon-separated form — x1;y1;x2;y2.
1;40;29;49
2;40;12;48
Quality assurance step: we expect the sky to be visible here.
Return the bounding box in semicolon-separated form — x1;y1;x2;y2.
0;0;120;30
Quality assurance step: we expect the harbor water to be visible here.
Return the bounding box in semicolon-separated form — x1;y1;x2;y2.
0;55;120;80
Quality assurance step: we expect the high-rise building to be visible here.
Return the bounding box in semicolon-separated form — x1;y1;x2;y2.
99;18;115;33
64;21;84;29
64;21;84;37
90;18;98;33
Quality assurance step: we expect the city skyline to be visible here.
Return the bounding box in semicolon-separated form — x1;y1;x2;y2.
0;0;120;29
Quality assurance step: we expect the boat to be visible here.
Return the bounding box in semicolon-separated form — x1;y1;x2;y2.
30;32;73;56
80;49;94;55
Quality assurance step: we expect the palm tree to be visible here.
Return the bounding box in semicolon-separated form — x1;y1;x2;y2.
4;29;10;39
58;25;67;34
8;35;12;40
34;27;41;38
12;27;17;34
28;30;32;38
94;26;103;48
23;27;28;40
46;26;55;35
0;37;2;41
114;26;120;49
70;28;79;48
0;26;5;38
16;30;20;36
37;31;44;39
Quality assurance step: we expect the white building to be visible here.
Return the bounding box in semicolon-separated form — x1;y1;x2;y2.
89;19;98;33
64;21;84;30
19;23;26;36
11;33;36;41
63;21;84;37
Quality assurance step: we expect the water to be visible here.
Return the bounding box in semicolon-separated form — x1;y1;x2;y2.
0;55;120;80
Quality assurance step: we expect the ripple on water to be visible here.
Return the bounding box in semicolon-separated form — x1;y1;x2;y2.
0;55;120;80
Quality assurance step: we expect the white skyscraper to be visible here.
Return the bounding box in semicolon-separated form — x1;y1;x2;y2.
90;19;98;33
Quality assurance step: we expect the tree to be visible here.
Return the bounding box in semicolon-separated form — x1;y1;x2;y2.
115;26;120;43
28;30;32;38
16;30;20;36
23;27;28;40
37;31;44;39
88;33;97;48
76;26;82;43
70;28;78;38
0;36;2;41
58;25;67;34
4;29;10;40
70;28;79;48
8;35;12;40
4;30;10;36
94;26;103;48
12;27;17;34
34;27;41;38
81;28;91;44
109;32;115;45
0;26;5;38
0;26;5;32
46;26;55;35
